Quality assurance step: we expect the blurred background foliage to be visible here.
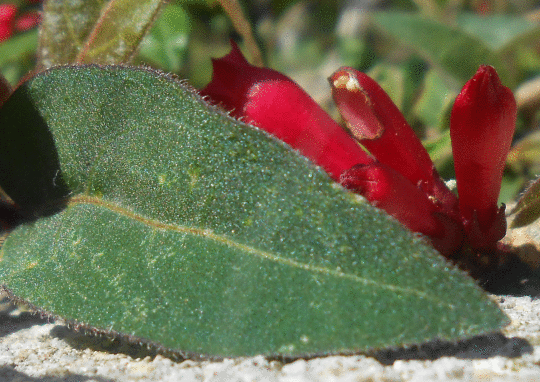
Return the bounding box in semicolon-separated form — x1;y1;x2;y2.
2;0;540;205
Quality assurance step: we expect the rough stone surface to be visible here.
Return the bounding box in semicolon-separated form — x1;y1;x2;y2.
0;293;537;382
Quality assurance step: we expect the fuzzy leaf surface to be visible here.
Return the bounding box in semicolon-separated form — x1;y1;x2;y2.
0;66;507;357
38;0;105;67
38;0;164;68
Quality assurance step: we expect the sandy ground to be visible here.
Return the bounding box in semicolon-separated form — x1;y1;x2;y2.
0;294;538;382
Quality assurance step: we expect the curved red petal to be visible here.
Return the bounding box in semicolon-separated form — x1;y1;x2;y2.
201;42;289;119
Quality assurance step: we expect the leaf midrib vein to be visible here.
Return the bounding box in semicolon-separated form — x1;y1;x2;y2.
68;194;455;308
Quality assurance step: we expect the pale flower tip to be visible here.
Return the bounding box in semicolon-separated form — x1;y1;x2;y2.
331;69;361;92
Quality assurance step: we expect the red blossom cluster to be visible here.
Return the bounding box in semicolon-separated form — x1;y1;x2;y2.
0;2;41;42
200;42;517;262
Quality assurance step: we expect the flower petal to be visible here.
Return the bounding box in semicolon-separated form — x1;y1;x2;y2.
200;42;372;180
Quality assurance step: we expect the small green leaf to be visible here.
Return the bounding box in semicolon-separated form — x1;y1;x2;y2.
456;13;540;52
0;66;507;357
75;0;165;64
38;0;164;67
367;64;406;112
137;3;191;73
371;12;512;87
424;130;452;163
511;177;540;228
0;30;38;67
413;69;455;129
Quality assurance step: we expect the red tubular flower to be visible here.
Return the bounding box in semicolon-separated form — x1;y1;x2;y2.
0;4;17;42
450;65;516;249
200;42;372;180
329;67;459;218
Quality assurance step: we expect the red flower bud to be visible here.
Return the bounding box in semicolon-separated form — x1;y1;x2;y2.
200;42;372;180
341;161;442;236
0;4;16;22
0;25;10;42
15;12;41;32
330;67;459;216
450;65;516;248
340;161;463;255
0;4;17;42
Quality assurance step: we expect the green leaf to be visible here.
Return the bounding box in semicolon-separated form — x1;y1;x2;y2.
367;63;406;112
0;30;38;85
38;0;164;67
0;30;38;67
0;66;507;357
38;0;105;67
413;69;455;129
456;13;540;52
137;3;191;73
511;177;540;228
371;12;512;88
